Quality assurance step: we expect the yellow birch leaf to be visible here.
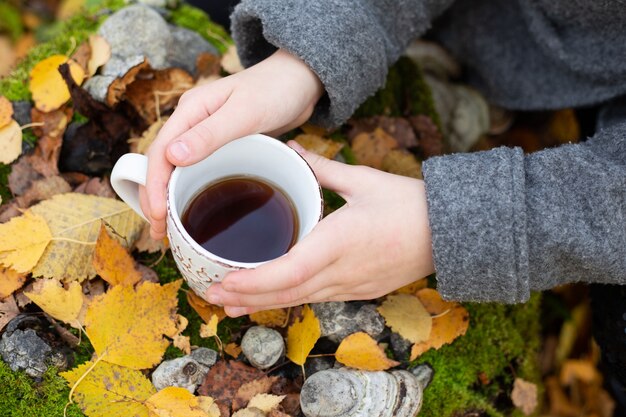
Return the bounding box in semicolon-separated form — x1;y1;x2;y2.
225;342;242;358
391;279;428;295
62;360;155;417
29;55;85;112
0;96;13;128
249;308;289;328
247;393;286;413
173;335;191;355
294;134;344;160
87;34;111;76
410;290;469;360
0;119;22;164
187;291;227;323
286;305;320;365
29;193;144;281
377;294;432;343
25;279;83;327
93;222;141;286
85;280;182;369
198;396;221;417
0;268;27;298
146;387;217;417
335;331;400;371
0;211;52;273
200;314;219;338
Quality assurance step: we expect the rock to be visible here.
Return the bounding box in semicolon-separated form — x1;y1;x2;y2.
300;366;432;417
354;304;386;338
12;101;32;126
83;75;118;103
304;356;334;377
0;315;69;379
390;332;412;363
167;25;218;75
151;349;218;393
311;302;361;344
404;40;461;80
98;5;172;76
241;326;284;370
137;0;178;8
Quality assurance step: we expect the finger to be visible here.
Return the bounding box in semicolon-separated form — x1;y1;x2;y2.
215;218;343;295
165;94;261;167
287;140;362;199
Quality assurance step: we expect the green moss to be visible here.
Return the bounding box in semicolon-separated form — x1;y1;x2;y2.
0;2;23;41
0;163;10;202
170;4;232;54
0;361;85;417
414;293;542;417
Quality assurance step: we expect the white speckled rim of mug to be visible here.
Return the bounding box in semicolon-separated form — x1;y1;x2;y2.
166;134;323;269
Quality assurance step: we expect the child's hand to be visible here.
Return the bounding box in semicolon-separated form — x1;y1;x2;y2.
205;142;435;317
140;49;324;239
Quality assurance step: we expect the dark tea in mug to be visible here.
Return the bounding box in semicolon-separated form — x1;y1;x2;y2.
181;176;298;263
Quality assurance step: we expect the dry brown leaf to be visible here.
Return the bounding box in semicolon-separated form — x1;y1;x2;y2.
24;278;84;328
0;120;22;164
0;96;14;129
198;360;265;413
511;378;538;416
233;376;279;411
247;394;286;414
0;267;27;299
545;375;580;417
195;52;221;80
13;176;72;210
71;41;91;75
377;294;432;344
351;127;398;169
0;295;19;332
87;35;111;76
381;149;422;179
187;290;227;323
129;118;166;155
408;115;445;157
106;59;150;106
29;55;85;112
560;359;600;385
335;331;400;371
134;223;168;254
92;222;142;286
391;279;428;295
249;308;289;328
173;335;191;355
547;109;580;145
348;116;417;148
294;134;344;160
225;343;243;359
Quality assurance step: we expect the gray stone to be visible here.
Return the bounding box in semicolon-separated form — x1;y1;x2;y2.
137;0;178;8
241;326;284;370
189;347;218;369
12;101;32;126
167;25;218;75
390;332;412;363
0;316;68;379
304;356;334;377
311;302;361;343
354;304;386;338
98;5;172;76
151;356;208;393
83;75;117;103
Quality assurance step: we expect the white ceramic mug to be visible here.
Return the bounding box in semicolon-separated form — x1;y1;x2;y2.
110;134;323;299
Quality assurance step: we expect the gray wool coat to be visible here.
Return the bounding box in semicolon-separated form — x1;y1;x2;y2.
229;0;626;303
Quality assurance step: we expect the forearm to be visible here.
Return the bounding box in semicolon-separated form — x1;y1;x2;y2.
423;123;626;303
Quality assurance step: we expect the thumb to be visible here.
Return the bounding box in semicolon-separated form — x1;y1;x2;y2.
166;99;258;166
288;140;358;199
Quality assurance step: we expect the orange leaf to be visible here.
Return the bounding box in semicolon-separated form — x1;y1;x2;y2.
0;267;27;298
391;279;428;295
187;290;226;323
335;332;399;371
92;222;141;286
29;55;85;112
351;127;398;169
0;96;13;129
416;288;456;315
225;342;243;358
249;308;289;328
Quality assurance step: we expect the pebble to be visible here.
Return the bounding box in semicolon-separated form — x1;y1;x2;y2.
167;25;218;75
151;348;218;393
312;302;386;343
241;326;285;370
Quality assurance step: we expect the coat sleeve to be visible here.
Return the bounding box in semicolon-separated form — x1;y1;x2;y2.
422;123;626;303
230;0;456;127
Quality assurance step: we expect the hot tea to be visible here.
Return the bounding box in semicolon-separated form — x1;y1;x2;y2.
181;176;298;263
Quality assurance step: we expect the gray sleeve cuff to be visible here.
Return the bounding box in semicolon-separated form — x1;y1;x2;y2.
230;0;454;128
422;147;530;303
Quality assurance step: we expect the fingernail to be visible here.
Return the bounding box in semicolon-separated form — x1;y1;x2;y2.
169;141;190;161
221;281;234;292
227;307;247;317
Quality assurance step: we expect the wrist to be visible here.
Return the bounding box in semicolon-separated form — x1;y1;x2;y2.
270;49;324;107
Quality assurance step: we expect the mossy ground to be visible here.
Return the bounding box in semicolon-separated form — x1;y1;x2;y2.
0;3;542;416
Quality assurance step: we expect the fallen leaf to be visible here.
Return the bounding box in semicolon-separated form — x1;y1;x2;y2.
286;305;321;366
545;376;579;417
29;193;144;281
351;127;398;169
381;149;422;179
70;41;91;75
247;394;286;414
31;104;71;139
233;376;279;411
221;45;244;74
0;295;19;331
146;387;218;417
200;314;219;338
87;35;111;77
391;279;428;295
57;0;86;20
377;294;432;343
13;175;72;210
0;37;16;77
29;55;85;112
62;360;156;417
173;335;191;355
249;308;289;328
232;409;263;417
73;177;116;198
106;59;150;106
335;331;400;371
198;360;265;413
560;359;600;385
25;279;83;328
93;222;142;286
0;268;27;298
410;290;469;360
0;96;13;128
511;378;538;416
0;211;52;273
187;290;227;323
294;134;344;160
129;118;166;155
85;280;182;369
195;52;221;81
348;116;417;148
409;115;445;157
0;120;22;164
8;155;42;196
547;109;580;145
225;343;242;359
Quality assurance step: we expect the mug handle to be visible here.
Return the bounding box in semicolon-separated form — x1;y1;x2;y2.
110;153;149;222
